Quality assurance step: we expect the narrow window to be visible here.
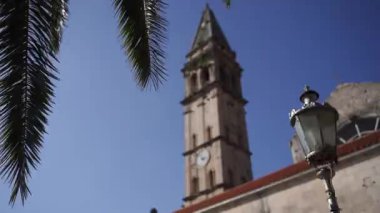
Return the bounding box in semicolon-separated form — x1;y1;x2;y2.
208;170;215;188
190;74;197;93
201;67;210;85
206;126;212;141
192;177;199;194
192;134;197;149
220;68;226;83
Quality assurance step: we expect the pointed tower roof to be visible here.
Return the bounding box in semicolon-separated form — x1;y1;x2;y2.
191;4;231;51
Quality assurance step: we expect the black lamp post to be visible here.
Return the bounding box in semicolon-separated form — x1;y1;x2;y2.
290;86;341;213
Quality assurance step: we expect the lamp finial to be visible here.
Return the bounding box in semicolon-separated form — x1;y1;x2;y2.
299;85;320;107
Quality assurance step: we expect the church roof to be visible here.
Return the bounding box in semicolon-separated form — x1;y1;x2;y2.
191;4;231;51
174;131;380;213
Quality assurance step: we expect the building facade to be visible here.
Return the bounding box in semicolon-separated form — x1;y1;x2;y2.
175;5;380;213
175;132;380;213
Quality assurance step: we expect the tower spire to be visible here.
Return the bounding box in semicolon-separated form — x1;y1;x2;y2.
191;5;231;51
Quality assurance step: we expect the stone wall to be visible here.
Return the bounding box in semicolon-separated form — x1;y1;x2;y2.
195;144;380;213
328;83;380;125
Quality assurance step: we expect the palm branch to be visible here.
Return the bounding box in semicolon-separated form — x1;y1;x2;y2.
0;0;231;205
113;0;168;90
0;0;68;205
224;0;231;7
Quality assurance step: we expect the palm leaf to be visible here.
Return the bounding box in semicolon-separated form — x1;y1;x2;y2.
113;0;168;89
224;0;231;8
0;0;68;205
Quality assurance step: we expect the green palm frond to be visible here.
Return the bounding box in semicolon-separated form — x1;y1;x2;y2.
0;0;68;205
113;0;168;90
224;0;231;8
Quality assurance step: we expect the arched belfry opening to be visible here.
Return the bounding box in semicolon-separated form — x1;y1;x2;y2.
220;68;227;84
200;67;210;86
190;74;197;94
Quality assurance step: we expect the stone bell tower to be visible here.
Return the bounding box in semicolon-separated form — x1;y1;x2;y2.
181;5;253;206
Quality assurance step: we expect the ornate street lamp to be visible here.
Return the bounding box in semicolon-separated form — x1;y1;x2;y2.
290;86;341;213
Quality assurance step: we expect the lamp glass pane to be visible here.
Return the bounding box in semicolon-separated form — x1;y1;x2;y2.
294;118;310;155
298;111;323;153
319;109;337;147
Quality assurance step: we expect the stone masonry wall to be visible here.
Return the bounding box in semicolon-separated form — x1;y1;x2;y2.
195;144;380;213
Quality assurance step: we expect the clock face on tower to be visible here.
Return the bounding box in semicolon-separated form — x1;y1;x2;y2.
196;149;210;167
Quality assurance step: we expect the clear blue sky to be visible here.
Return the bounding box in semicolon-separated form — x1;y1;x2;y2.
1;0;379;212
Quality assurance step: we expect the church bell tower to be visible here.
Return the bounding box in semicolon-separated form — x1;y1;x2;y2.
181;5;253;206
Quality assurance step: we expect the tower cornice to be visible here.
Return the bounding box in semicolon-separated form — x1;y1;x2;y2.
182;135;252;157
183;45;240;74
186;37;236;59
180;81;248;106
